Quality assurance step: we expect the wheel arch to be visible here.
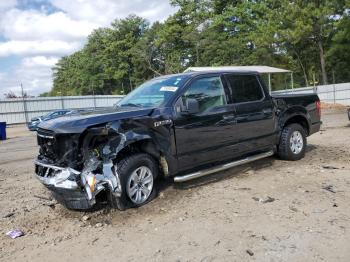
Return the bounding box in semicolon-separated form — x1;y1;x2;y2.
117;138;161;160
283;114;310;135
83;124;173;177
115;138;172;177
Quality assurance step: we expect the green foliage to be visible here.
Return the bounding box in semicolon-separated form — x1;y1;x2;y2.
49;1;350;96
265;0;348;86
327;6;350;83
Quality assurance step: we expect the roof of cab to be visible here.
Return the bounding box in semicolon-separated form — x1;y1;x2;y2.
153;70;258;80
184;66;291;74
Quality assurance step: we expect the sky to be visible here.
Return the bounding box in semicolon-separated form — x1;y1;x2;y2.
0;0;177;97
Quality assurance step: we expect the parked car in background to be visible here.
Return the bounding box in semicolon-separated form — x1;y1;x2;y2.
27;109;76;131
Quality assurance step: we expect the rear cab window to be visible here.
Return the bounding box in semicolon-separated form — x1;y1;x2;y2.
225;74;264;103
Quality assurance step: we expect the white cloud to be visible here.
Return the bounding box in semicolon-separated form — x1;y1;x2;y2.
0;1;177;58
0;0;177;96
0;72;6;80
1;56;55;96
51;0;176;25
0;0;17;11
0;9;98;41
22;56;59;67
0;40;82;57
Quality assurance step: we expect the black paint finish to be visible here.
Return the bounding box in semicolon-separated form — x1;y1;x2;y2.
36;70;321;207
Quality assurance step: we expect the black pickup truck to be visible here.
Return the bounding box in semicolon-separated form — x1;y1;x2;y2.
35;70;321;210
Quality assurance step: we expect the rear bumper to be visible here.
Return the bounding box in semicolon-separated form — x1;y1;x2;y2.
310;121;322;135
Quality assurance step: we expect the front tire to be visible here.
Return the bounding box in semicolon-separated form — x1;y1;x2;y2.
278;123;307;161
113;153;158;210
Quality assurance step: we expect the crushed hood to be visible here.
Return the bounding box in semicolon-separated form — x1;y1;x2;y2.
38;107;155;134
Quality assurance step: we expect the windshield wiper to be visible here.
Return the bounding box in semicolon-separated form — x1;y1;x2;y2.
119;103;142;108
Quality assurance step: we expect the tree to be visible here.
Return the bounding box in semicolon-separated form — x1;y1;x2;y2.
4;91;18;98
4;91;31;98
326;5;350;83
268;0;347;85
49;0;350;96
51;15;152;96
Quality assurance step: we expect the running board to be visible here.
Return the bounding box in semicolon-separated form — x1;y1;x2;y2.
174;150;274;183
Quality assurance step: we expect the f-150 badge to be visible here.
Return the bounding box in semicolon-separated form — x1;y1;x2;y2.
154;119;173;127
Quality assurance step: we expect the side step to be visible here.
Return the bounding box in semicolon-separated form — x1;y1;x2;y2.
174;150;274;183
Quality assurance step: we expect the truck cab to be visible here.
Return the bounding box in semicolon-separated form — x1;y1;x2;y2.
171;72;277;171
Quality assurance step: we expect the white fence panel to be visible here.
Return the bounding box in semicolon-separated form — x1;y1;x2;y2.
0;95;124;124
1;83;349;125
272;83;350;106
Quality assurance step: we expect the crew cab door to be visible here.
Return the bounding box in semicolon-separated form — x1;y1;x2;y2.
224;74;277;152
173;75;237;170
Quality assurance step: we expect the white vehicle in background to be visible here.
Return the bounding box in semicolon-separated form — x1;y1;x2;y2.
27;109;76;131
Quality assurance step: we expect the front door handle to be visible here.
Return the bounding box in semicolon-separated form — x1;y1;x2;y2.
222;114;236;120
215;114;237;126
262;108;273;115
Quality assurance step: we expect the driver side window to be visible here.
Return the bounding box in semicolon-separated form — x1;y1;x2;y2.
182;76;227;114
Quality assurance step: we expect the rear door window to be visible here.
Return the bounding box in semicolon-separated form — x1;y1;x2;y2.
226;75;264;103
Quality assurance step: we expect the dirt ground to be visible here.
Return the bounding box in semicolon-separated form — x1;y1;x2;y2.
0;109;349;262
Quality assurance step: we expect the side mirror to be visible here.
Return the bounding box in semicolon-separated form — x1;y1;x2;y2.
183;98;199;115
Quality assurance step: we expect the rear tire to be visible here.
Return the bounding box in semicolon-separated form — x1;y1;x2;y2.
278;123;307;161
112;153;158;210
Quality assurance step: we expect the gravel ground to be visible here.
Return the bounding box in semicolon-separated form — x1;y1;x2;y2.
0;108;349;262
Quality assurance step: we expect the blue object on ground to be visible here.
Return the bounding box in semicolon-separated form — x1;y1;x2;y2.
0;122;6;140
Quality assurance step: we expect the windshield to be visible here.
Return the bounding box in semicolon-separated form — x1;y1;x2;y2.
116;75;188;108
42;110;68;119
42;112;54;118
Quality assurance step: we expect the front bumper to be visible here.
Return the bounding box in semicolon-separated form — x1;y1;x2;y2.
49;186;95;210
34;159;121;210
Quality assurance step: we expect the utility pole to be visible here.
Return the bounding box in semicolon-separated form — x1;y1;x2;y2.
332;70;336;104
93;87;96;109
129;75;133;91
21;83;29;123
312;73;317;93
91;83;96;109
60;85;64;109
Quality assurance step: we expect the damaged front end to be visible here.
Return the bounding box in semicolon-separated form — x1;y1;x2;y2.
34;158;121;210
35;125;125;210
